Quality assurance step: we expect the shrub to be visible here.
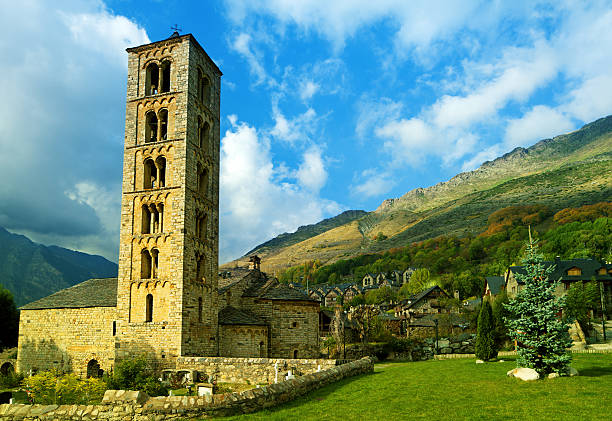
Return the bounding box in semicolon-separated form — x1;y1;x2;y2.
0;371;24;389
106;355;167;396
475;300;498;361
22;371;105;404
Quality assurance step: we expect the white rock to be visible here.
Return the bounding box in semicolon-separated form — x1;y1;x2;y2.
476;359;484;364
507;367;539;381
569;367;579;377
498;360;505;363
548;372;559;379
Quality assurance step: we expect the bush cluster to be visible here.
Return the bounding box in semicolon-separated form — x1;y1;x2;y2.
105;355;167;397
22;371;106;404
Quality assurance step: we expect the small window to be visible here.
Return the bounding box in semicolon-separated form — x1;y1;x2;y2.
198;297;203;322
198;167;208;197
145;294;153;322
292;321;298;328
293;350;298;359
112;321;116;336
567;267;581;276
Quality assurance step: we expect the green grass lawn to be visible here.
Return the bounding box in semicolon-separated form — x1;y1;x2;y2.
219;354;612;421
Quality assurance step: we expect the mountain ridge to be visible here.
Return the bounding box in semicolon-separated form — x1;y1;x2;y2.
223;115;612;273
0;226;118;306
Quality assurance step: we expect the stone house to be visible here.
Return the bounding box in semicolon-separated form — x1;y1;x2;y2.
402;268;416;284
342;284;362;303
362;273;377;288
375;273;387;284
17;33;319;377
394;286;451;318
482;276;505;300
505;258;612;306
324;287;342;307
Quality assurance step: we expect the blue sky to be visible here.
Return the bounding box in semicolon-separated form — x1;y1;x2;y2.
1;0;611;263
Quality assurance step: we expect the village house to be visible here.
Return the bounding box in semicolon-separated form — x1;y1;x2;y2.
362;273;377;287
505;258;612;307
394;286;451;318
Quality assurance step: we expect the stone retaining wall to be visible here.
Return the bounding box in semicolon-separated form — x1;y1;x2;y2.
175;356;339;384
0;357;374;420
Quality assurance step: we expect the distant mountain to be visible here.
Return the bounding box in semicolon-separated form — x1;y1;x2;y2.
222;115;612;273
0;227;117;306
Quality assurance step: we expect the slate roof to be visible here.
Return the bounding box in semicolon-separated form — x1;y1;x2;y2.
241;270;318;302
218;306;267;326
485;276;505;295
508;258;612;284
20;278;118;310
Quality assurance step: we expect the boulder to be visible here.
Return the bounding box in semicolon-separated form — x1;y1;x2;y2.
548;372;559;379
475;359;484;364
507;367;539;381
437;339;450;348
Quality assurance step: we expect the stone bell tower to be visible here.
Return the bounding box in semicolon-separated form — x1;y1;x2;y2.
115;33;221;363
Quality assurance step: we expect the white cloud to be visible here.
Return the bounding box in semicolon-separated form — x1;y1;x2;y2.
296;146;327;192
269;106;317;144
299;80;319;101
220;119;340;262
230;32;268;85
352;169;395;199
504;106;575;149
62;9;149;68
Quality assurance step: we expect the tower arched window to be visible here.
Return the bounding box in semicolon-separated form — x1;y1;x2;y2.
145;294;153;322
156;156;166;187
159;109;168;141
145;63;159;96
151;248;159;278
141;249;152;279
196;212;207;241
160;60;171;93
199;120;210;149
199;71;210;105
197;166;208;197
145;111;158;143
141;205;151;234
144;158;157;189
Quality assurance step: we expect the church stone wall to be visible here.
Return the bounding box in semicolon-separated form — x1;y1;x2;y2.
17;307;116;377
219;325;268;358
242;300;320;359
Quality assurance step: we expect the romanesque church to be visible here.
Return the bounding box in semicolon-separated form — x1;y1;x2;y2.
17;33;319;377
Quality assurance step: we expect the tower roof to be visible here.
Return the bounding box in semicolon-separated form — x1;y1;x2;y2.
126;33;222;76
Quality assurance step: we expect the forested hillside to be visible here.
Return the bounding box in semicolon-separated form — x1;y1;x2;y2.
278;202;612;299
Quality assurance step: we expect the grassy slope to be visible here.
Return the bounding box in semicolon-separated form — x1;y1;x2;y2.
221;353;612;421
225;116;612;273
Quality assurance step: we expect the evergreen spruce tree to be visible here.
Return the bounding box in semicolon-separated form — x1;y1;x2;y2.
475;300;497;361
504;237;572;377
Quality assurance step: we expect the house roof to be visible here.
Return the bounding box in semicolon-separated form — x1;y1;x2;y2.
485;276;505;295
20;278;118;310
508;258;612;284
218;306;267;326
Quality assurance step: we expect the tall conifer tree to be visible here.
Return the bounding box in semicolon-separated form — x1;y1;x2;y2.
504;236;572;376
475;300;497;361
